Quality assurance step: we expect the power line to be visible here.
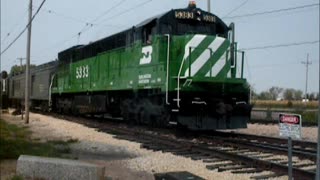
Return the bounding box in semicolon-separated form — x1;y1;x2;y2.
92;0;127;23
240;40;319;51
1;9;29;45
223;0;249;18
77;0;152;43
99;0;152;25
0;0;47;56
224;3;319;19
76;0;129;42
40;7;91;24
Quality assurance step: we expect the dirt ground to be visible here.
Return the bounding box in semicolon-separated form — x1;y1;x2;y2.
2;111;317;180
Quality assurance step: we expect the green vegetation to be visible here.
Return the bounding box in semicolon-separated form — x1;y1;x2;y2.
252;100;318;124
0;119;77;160
253;100;318;109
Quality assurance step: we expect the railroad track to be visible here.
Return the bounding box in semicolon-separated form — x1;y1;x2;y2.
49;113;316;179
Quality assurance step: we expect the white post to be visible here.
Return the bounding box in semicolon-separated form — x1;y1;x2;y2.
316;55;320;180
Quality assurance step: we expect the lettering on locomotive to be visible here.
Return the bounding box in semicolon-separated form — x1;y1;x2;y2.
75;65;89;79
175;11;194;20
203;15;216;23
138;74;151;84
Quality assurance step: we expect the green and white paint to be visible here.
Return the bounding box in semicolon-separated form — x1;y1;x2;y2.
52;34;246;95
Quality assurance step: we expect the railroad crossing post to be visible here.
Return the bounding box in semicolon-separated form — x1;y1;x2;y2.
316;56;320;180
288;137;292;180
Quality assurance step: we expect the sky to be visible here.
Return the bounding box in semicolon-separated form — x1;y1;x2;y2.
0;0;319;93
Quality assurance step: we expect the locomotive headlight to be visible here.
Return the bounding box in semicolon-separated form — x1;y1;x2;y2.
188;1;197;8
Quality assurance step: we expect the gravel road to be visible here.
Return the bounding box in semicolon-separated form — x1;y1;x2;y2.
3;111;316;179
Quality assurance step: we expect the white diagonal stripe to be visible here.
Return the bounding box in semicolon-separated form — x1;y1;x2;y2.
210;50;227;77
182;35;207;61
185;37;225;77
227;70;231;78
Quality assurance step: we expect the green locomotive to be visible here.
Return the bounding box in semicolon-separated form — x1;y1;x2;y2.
51;2;251;130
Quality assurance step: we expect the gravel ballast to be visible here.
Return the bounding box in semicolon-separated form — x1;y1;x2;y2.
2;112;317;179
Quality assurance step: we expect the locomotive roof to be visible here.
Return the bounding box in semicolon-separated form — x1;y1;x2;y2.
58;6;229;63
135;7;228;29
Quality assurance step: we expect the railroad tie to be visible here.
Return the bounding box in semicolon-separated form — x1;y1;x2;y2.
231;169;263;174
250;173;284;180
206;162;234;170
249;154;274;159
293;163;314;168
218;165;247;172
202;158;223;163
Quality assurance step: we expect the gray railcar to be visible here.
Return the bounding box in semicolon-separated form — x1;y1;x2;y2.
8;61;57;110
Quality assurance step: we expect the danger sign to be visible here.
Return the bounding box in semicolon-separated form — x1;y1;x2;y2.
279;113;302;139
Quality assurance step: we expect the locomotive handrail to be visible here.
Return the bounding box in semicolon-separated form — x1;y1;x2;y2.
176;46;213;108
164;34;170;105
48;74;56;111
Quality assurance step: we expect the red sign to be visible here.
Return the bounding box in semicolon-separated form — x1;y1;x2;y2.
279;113;302;139
279;114;300;124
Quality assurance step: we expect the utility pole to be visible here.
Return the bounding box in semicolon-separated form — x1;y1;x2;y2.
25;0;32;124
301;54;312;100
207;0;211;12
17;58;26;71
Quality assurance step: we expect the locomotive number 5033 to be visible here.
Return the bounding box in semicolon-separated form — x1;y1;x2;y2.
75;65;89;79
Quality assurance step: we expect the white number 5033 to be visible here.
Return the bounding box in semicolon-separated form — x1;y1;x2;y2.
76;65;89;79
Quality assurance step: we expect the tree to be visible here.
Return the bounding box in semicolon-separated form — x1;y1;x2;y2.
10;64;36;75
309;92;319;101
283;88;303;100
258;91;272;100
268;86;283;100
283;88;294;100
293;90;303;100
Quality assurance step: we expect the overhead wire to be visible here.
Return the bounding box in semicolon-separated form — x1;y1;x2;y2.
222;0;249;18
224;3;319;19
33;0;142;57
98;0;152;24
76;0;128;40
0;0;47;56
1;9;29;45
240;40;319;51
40;7;91;24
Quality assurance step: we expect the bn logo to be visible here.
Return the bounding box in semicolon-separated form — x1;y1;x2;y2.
139;45;152;65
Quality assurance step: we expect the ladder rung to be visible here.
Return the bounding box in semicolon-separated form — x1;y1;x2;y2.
173;99;181;101
172;76;187;79
169;121;178;125
171;109;179;112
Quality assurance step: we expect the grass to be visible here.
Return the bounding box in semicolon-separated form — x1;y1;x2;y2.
0;119;77;160
252;100;318;109
251;100;318;124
